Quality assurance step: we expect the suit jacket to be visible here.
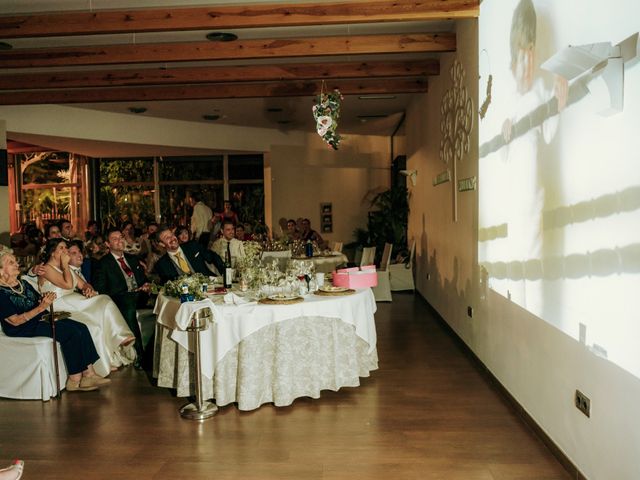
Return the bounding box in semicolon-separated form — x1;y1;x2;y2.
94;252;148;298
154;240;224;284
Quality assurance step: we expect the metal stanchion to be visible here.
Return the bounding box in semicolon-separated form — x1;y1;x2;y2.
179;307;218;420
48;304;61;398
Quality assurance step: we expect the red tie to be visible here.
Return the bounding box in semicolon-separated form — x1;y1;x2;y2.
117;256;134;277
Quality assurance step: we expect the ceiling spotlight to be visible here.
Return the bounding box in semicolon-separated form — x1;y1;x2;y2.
0;42;13;50
277;120;291;125
202;114;220;121
128;107;147;114
357;114;389;119
206;32;238;42
267;107;284;113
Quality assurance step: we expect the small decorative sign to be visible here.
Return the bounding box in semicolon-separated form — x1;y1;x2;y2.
432;170;451;186
320;202;333;233
457;176;477;192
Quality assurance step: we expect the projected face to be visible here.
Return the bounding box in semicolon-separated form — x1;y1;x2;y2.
514;46;535;94
479;0;640;379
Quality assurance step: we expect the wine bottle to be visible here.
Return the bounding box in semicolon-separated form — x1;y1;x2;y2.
224;244;233;289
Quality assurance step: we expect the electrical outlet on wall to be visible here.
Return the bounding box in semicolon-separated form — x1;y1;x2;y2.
575;390;591;417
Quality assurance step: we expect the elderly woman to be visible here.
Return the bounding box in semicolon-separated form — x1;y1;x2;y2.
0;248;109;392
38;239;136;376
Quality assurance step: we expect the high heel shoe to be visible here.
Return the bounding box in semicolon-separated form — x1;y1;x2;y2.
0;459;24;480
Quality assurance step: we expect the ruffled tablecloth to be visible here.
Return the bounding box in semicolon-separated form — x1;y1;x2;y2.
153;289;378;410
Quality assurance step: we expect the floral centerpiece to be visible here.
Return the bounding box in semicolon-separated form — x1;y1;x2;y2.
163;273;210;300
234;241;265;289
312;88;343;150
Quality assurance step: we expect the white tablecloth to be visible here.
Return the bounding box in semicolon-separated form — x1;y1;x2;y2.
154;288;377;379
153;289;378;410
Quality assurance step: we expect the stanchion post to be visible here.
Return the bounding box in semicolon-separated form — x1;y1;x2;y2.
179;307;218;420
49;304;61;397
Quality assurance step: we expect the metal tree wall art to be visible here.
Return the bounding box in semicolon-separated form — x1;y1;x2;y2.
439;59;474;221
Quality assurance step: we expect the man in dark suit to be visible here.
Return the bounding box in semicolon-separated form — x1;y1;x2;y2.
94;228;151;368
154;226;225;284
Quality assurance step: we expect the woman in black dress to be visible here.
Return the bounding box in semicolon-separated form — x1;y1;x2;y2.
0;249;109;392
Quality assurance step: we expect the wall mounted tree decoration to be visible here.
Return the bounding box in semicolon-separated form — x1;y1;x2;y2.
439;59;474;221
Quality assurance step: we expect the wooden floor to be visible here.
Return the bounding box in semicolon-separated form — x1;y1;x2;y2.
0;293;569;480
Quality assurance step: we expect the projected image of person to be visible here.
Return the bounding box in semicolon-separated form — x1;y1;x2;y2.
498;0;567;312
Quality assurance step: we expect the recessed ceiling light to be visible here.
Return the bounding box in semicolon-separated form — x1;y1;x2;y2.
358;95;397;100
267;108;283;113
277;120;291;125
128;107;147;114
0;42;12;50
206;32;238;42
357;114;389;119
202;114;220;121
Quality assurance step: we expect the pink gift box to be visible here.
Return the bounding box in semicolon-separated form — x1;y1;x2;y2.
333;265;378;289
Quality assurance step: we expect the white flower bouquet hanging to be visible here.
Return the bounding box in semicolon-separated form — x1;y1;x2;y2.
312;88;343;150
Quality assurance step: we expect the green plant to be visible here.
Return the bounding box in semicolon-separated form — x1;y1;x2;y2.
349;185;409;264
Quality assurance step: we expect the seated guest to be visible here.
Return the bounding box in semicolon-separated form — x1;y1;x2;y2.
300;218;327;249
84;220;101;243
44;222;62;240
0;249;109;392
210;220;246;267
38;239;136;375
138;222;158;260
67;239;93;283
285;219;301;243
59;219;75;241
94;228;151;369
174;225;191;245
235;223;253;241
121;221;141;256
154;226;225;284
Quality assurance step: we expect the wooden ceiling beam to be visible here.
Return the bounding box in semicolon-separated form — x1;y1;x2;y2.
0;59;439;90
0;77;428;105
0;33;455;68
0;0;479;39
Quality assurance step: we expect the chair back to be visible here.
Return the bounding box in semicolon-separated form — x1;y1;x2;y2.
360;246;376;267
332;241;343;253
380;243;393;272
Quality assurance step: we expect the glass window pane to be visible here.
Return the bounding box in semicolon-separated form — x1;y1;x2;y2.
100;185;155;228
229;184;265;228
228;154;264;180
159;155;223;181
22;187;71;224
159;184;224;227
100;158;154;184
22;152;70;184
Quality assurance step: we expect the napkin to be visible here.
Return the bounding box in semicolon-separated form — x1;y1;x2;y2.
223;292;252;305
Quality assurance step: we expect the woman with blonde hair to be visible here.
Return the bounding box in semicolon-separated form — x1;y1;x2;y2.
0;248;108;392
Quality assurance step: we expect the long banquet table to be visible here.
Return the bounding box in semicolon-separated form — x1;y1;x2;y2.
152;289;378;411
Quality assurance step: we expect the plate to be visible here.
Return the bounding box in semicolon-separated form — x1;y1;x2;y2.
268;294;300;301
318;286;348;293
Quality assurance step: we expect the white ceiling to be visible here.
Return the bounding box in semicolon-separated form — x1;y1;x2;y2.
0;0;455;153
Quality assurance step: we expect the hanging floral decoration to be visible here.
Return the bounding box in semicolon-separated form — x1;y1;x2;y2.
312;85;343;150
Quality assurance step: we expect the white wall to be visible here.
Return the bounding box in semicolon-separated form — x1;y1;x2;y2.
270;133;390;245
406;17;640;480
